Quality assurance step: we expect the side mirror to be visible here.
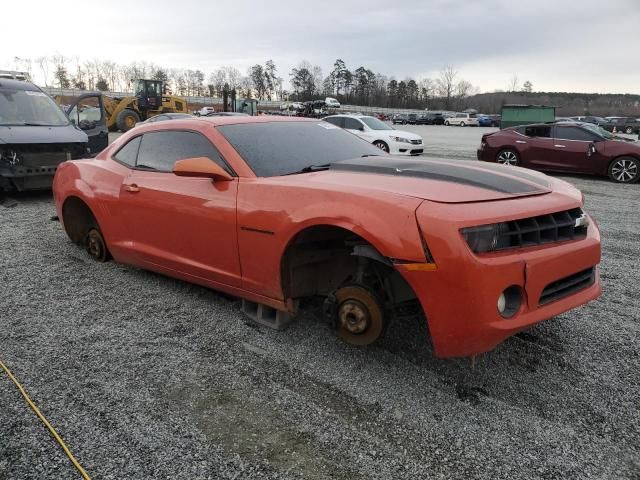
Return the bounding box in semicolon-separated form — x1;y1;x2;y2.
173;157;233;181
587;143;597;157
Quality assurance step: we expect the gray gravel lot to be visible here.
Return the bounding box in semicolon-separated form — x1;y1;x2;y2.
1;126;639;479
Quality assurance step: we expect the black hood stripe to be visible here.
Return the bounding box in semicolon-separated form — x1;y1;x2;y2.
330;158;550;195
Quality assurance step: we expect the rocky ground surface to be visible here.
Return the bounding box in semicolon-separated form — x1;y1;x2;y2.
1;130;639;479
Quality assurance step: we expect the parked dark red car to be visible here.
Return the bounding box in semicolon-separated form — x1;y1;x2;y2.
477;122;640;183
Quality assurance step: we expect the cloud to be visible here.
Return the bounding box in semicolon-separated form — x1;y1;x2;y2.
2;0;638;93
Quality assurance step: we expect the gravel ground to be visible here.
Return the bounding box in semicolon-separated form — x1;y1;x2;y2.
1;128;639;479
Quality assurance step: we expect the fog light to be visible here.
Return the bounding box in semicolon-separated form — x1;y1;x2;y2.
497;286;521;318
497;293;506;313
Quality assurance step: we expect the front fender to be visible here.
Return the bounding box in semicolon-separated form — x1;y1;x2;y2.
236;181;427;300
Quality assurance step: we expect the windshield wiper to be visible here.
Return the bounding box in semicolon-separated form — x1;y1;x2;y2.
285;163;331;175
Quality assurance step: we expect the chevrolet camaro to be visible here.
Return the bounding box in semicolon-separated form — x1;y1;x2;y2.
53;116;602;358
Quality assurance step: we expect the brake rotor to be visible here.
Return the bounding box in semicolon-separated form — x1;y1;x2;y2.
334;285;384;346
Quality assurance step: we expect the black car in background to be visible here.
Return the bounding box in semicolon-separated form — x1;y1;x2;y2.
571;116;608;126
601;117;640;134
392;114;409;124
407;113;417;125
416;112;446;125
0;78;107;192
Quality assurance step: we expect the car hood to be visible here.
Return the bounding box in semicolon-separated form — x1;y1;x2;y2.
382;129;422;141
300;157;554;203
0;125;88;145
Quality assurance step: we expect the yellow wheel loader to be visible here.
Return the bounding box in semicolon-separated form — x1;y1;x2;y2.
56;79;188;133
103;79;188;132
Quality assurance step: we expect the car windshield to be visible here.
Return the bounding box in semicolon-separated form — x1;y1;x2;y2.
0;88;70;126
360;117;393;130
217;121;383;176
582;122;612;139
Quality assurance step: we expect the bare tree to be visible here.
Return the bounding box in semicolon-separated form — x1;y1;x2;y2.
507;74;520;92
522;80;533;93
36;57;50;86
435;66;457;110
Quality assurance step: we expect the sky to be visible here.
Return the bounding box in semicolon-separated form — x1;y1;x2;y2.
3;0;640;94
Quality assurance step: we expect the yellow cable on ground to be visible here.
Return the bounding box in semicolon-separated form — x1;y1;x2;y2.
0;359;91;480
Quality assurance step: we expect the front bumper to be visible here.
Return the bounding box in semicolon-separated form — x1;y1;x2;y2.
390;141;424;156
396;204;601;358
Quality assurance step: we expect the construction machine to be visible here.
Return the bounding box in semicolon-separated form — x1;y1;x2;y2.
55;79;188;132
103;79;188;131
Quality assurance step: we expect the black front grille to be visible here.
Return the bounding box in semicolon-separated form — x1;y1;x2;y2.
496;208;587;250
410;139;422;145
539;267;595;305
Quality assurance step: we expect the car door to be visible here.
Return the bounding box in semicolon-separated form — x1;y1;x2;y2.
66;93;108;155
550;125;598;172
117;129;241;287
517;125;555;168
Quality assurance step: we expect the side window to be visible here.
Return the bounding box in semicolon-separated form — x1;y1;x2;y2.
136;130;230;173
555;126;596;141
343;118;363;130
324;117;344;127
113;136;142;167
523;126;552;138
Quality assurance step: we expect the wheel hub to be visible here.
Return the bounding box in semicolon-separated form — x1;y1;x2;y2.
338;299;370;334
612;160;637;182
333;285;384;345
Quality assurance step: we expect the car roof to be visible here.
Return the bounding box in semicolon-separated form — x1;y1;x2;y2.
510;121;593;129
0;78;40;91
326;114;375;119
167;115;321;127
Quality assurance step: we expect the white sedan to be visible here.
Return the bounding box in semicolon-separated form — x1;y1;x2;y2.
323;114;423;155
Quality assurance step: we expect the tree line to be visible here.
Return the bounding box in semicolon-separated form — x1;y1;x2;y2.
11;55;637;115
12;55;481;110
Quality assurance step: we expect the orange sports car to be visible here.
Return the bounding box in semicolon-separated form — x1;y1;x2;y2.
52;116;602;358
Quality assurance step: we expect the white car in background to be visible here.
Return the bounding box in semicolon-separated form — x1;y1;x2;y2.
323;114;423;155
325;97;341;108
195;106;215;116
444;112;479;126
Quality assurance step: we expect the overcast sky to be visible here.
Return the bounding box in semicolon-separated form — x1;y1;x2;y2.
3;0;640;93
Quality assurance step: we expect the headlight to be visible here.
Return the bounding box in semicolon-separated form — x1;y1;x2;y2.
390;136;411;143
460;223;511;253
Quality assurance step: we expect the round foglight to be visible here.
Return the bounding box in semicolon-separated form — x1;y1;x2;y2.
497;286;522;318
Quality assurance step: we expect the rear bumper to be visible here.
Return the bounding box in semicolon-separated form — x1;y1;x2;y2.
396;216;601;358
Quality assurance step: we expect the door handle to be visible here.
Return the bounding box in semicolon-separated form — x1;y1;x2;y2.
554;144;566;148
515;140;527;144
124;184;140;192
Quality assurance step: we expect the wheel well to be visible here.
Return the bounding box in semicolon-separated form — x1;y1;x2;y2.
373;140;389;148
280;225;417;306
61;196;98;244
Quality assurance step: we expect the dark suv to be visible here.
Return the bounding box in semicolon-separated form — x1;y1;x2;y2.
416;113;445;125
601;117;640;134
0;78;107;191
